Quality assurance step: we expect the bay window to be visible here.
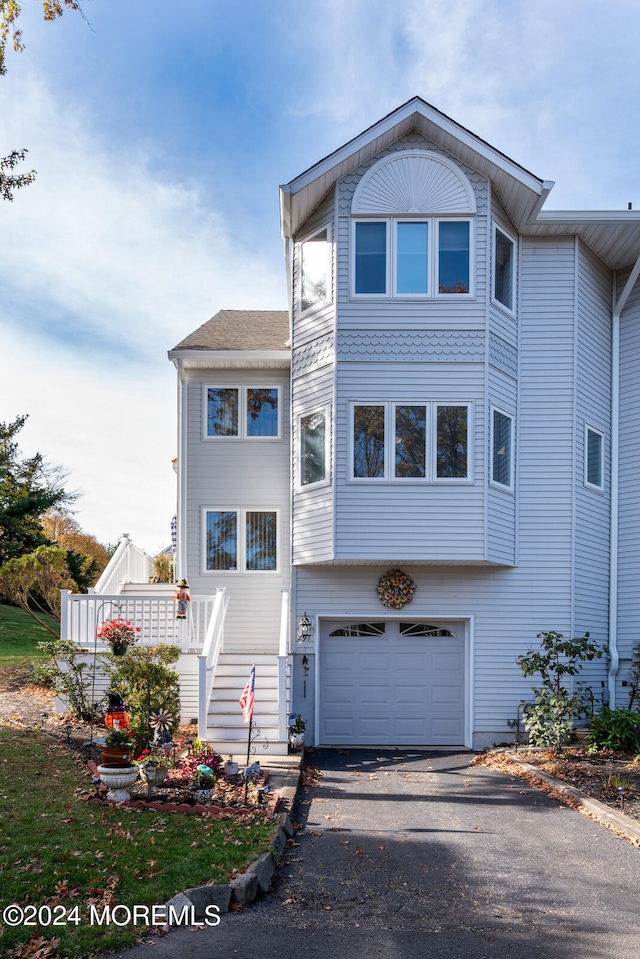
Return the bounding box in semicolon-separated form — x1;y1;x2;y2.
299;408;329;487
491;408;513;490
299;225;331;313
351;402;470;481
585;426;603;490
493;225;515;312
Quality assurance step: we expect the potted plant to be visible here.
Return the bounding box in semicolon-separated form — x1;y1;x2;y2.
101;728;135;767
289;713;306;749
134;749;174;784
97;619;141;656
190;767;216;803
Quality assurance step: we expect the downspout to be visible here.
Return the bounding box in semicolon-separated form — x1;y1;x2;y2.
176;358;188;583
609;254;640;708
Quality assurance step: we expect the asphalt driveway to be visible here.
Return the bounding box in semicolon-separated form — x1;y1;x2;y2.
104;749;640;959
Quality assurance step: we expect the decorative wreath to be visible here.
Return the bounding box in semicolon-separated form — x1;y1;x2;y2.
376;568;416;609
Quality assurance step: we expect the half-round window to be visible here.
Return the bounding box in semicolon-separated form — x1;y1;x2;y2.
351;152;475;298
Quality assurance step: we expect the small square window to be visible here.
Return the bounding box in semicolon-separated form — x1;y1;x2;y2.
586;427;603;489
494;227;514;311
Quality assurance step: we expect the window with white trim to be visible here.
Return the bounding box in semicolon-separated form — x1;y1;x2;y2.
299;407;329;488
585;426;603;490
493;225;515;312
353;217;472;297
204;509;278;572
298;225;331;313
205;386;280;438
491;407;514;490
351;402;470;481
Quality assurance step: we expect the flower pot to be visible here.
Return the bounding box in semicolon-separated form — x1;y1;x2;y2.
289;732;305;749
139;766;168;785
97;764;139;802
101;746;134;768
224;762;239;776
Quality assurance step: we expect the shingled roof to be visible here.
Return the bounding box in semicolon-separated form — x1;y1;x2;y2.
171;310;290;352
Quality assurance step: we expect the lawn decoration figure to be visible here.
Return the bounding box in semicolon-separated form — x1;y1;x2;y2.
175;579;191;619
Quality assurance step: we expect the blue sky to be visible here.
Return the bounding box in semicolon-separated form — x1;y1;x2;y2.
2;0;640;551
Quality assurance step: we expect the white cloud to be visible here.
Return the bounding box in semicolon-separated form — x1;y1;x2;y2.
0;70;286;366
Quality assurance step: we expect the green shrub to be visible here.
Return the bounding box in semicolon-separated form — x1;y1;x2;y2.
104;645;181;752
517;630;604;752
588;707;640;753
37;638;96;720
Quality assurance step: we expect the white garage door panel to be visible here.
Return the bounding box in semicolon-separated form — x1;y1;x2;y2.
319;620;465;746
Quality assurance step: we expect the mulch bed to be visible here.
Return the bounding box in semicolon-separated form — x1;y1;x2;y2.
477;748;640;822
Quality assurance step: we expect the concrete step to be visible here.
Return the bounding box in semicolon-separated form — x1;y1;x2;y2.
204;737;289;757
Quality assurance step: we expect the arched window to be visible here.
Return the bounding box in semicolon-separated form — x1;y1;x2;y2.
351;152;475;298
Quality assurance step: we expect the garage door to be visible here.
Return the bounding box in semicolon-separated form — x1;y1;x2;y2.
319;620;465;746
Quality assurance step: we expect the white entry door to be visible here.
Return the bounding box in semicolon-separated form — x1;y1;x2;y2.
318;619;465;746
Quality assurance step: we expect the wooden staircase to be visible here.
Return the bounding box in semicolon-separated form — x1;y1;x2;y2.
203;653;289;756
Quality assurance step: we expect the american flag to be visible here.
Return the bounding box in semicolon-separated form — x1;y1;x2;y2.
239;665;255;723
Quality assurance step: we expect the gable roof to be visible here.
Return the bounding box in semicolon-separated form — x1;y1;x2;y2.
280;96;640;272
280;96;551;241
170;310;289;352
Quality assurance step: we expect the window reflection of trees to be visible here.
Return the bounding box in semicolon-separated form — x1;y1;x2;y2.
436;406;467;478
353;406;385;477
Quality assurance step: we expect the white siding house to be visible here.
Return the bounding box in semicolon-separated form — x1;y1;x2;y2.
69;97;640;752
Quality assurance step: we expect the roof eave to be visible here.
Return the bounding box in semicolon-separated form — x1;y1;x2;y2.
168;349;291;371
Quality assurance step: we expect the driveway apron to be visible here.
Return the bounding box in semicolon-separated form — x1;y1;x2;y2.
104;749;640;959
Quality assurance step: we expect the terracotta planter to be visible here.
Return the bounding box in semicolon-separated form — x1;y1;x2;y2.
101;746;134;767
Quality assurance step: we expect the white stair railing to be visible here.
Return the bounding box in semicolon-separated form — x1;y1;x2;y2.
197;588;229;738
278;587;292;743
92;534;155;595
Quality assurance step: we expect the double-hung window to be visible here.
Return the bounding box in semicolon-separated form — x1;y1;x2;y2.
491;407;514;490
585;426;604;490
351;402;470;481
204;509;278;572
206;386;279;439
353;217;472;297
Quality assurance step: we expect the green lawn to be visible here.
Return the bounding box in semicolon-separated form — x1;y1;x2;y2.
0;727;274;957
0;603;57;666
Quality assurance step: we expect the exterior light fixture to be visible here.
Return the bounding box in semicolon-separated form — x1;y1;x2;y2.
297;613;311;643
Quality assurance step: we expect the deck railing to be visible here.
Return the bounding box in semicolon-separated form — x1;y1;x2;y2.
60;590;219;651
91;534;155;595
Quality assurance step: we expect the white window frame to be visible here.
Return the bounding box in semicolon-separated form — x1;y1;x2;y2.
297;222;332;316
297;405;331;491
349;401;473;483
202;507;279;574
584;425;604;491
491;222;516;315
351;216;474;299
490;405;515;492
203;385;281;441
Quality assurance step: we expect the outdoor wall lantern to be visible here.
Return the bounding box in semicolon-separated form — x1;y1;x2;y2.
297;613;311;643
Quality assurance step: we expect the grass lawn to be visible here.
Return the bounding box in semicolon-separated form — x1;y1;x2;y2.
0;727;275;957
0;603;57;667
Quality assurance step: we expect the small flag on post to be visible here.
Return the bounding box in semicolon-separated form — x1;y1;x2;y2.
239;665;255;723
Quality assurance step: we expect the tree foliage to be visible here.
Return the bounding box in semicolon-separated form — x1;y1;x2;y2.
0;543;77;633
42;508;109;589
1;1;85;200
105;645;181;752
0;415;73;564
